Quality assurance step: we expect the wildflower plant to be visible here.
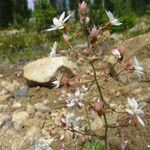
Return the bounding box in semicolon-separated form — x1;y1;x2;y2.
45;1;148;149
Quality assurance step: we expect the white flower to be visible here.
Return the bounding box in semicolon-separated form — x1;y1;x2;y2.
133;56;144;77
121;140;128;150
49;41;57;58
66;87;85;107
125;97;145;126
46;12;72;31
106;10;122;26
112;49;121;59
61;113;80;130
52;72;62;88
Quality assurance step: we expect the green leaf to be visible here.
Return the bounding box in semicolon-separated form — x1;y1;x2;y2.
82;141;95;150
96;140;105;150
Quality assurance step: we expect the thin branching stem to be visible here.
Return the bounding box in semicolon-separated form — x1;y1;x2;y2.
69;127;105;139
90;60;108;150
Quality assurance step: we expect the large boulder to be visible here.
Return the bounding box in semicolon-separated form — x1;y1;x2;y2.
23;56;78;85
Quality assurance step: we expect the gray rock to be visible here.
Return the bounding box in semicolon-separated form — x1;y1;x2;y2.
12;102;22;108
14;85;29;97
12;111;29;130
129;22;149;33
0;104;8;112
0;89;8;95
0;114;12;127
30;139;53;150
42;99;49;106
1;80;20;94
23;56;78;85
26;104;35;116
34;103;50;113
0;94;11;102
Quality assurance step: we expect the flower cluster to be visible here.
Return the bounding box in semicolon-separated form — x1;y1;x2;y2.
66;86;87;107
61;113;80;130
106;10;122;26
45;1;147;149
125;97;145;126
52;72;62;88
46;12;72;31
125;56;144;77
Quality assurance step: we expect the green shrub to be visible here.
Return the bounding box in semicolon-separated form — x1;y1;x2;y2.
32;0;57;31
0;30;52;62
112;11;138;32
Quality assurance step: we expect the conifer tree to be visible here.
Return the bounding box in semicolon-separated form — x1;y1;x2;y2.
13;0;31;19
0;0;13;28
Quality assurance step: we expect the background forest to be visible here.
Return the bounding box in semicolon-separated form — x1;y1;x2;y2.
0;0;150;62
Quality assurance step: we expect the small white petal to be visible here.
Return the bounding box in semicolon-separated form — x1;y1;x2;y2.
125;109;134;115
106;10;122;26
66;102;75;107
106;10;114;22
75;116;81;121
73;126;79;131
58;26;64;30
45;27;57;31
61;118;66;124
137;115;145;126
52;41;57;51
112;49;121;59
59;12;65;22
63;13;72;23
75;88;80;97
127;97;139;109
67;113;74;118
133;56;144;77
78;102;85;107
111;19;122;26
134;108;144;115
49;41;57;57
52;81;60;88
53;18;60;26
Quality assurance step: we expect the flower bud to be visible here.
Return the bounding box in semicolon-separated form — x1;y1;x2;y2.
89;25;100;43
85;16;90;24
61;115;67;127
91;99;106;117
61;73;70;86
112;45;126;62
125;58;134;73
79;1;88;14
118;45;126;61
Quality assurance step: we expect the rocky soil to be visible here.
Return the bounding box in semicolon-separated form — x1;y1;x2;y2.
0;33;150;150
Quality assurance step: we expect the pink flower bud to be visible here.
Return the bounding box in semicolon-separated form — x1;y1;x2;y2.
61;73;69;85
91;99;106;117
89;25;100;43
112;45;126;62
118;45;126;57
118;45;126;61
125;58;134;73
94;100;103;112
61;115;67;127
79;1;88;14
